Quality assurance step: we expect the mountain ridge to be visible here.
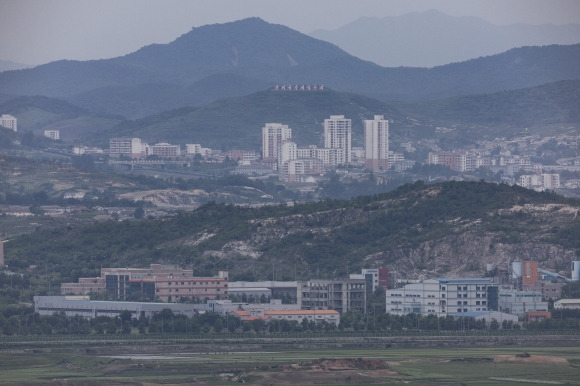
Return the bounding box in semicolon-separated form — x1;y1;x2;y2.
310;10;580;68
0;18;579;120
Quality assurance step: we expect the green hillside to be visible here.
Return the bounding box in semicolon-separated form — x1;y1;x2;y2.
4;181;579;284
394;80;580;127
0;95;122;137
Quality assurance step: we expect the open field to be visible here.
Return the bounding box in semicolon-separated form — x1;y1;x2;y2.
1;342;579;385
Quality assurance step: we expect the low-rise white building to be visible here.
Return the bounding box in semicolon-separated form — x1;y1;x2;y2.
0;114;17;132
554;298;580;310
460;310;519;326
34;295;208;319
265;309;340;325
207;299;300;316
498;289;549;317
44;129;60;140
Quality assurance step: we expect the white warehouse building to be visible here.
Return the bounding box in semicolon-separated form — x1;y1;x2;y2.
386;278;498;316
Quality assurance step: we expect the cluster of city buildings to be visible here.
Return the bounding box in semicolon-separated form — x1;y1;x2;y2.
427;133;580;191
35;260;580;328
261;115;392;182
104;114;410;183
39;265;389;326
109;138;215;160
387;260;580;324
107;137;262;164
428;148;562;191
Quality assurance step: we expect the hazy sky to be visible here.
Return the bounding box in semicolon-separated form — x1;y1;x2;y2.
2;0;580;65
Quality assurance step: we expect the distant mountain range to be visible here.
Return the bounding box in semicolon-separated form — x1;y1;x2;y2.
310;10;580;68
0;60;31;72
0;17;579;122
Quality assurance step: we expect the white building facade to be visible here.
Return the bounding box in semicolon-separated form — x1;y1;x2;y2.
386;278;498;316
498;289;549;317
44;130;60;140
0;114;17;132
262;123;292;168
109;137;143;158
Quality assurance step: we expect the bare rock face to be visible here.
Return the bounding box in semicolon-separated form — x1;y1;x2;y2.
363;235;575;279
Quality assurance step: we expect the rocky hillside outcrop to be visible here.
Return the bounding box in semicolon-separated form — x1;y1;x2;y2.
190;183;580;279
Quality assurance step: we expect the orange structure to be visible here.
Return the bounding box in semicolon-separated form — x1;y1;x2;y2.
522;261;539;285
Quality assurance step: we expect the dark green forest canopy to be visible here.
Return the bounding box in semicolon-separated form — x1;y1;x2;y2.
5;180;579;281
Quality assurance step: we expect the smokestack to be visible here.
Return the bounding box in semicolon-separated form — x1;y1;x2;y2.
572;261;580;282
0;239;4;267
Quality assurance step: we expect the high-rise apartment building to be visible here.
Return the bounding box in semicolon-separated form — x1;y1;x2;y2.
262;123;292;169
364;115;389;171
324;115;351;164
0;114;17;132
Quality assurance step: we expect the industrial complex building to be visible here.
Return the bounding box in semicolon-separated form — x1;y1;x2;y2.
61;264;229;302
385;278;498;316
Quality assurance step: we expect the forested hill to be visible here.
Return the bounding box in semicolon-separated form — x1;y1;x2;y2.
5;181;580;283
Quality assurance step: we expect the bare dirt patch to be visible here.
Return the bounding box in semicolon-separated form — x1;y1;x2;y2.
243;358;398;384
494;354;569;365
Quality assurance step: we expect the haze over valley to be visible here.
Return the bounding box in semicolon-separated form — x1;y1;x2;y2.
0;4;580;373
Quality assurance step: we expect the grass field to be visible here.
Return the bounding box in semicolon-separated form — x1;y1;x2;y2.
1;344;579;385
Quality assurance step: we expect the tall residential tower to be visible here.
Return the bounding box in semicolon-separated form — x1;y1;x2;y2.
364;115;389;171
324;115;351;164
262;123;292;169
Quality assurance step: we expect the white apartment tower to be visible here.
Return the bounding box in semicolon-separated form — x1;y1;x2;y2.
278;141;297;167
0;114;17;132
262;123;292;169
364;115;389;171
324;115;351;164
